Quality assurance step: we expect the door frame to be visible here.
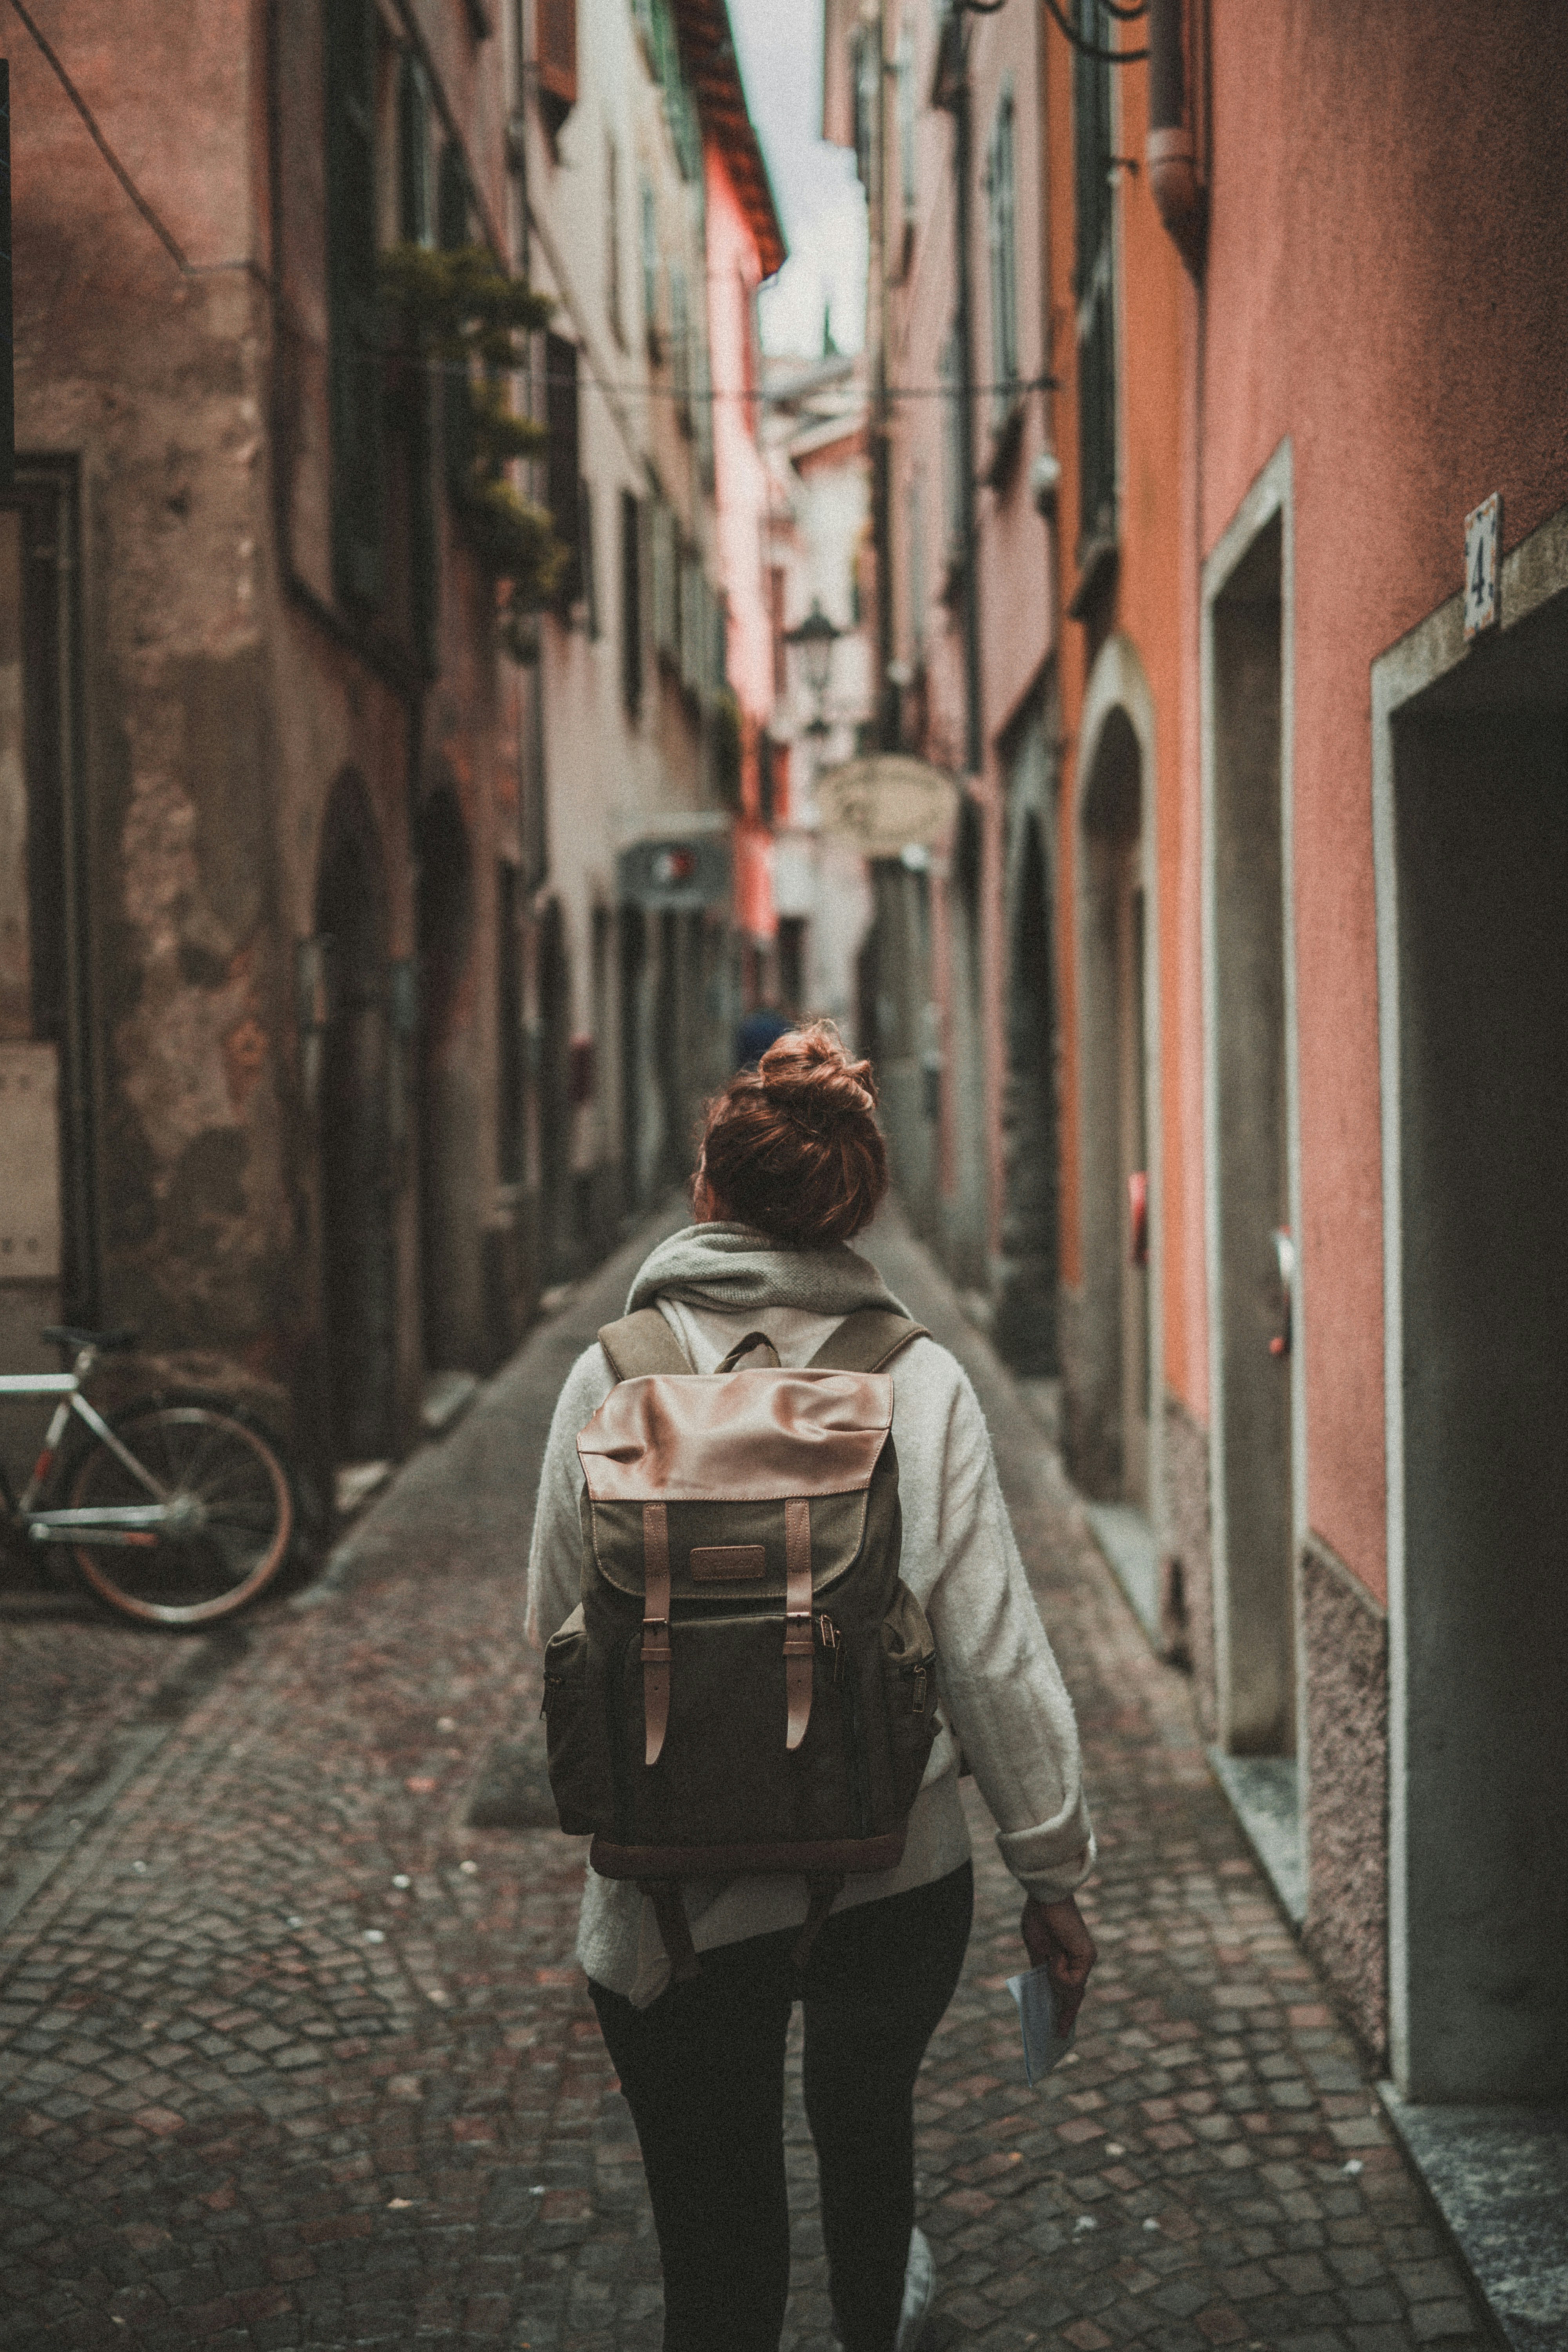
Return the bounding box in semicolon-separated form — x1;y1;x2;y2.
1200;439;1308;1758
1075;633;1163;1529
1370;495;1568;2096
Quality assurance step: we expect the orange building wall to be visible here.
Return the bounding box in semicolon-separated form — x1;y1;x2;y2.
1043;20;1203;1412
1200;0;1568;1600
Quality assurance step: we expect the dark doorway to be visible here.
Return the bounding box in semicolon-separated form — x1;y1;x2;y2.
1209;516;1293;1755
535;895;573;1283
996;811;1060;1375
415;787;475;1369
316;777;397;1463
1392;601;1568;2100
1077;706;1150;1507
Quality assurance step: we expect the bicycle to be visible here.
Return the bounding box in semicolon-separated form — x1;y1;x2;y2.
0;1325;295;1626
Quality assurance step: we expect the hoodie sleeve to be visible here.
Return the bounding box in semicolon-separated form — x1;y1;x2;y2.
524;1342;616;1651
918;1361;1096;1904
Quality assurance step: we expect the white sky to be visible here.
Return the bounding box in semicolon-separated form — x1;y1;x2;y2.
727;0;867;357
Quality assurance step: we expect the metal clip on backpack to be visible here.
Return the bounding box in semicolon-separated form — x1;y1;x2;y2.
542;1306;940;1983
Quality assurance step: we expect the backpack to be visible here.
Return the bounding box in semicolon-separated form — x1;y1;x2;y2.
542;1305;941;1981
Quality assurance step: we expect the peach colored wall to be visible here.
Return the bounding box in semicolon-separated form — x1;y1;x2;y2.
1201;0;1568;1599
1044;16;1200;1434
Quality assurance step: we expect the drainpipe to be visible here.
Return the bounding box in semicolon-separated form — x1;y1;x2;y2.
1145;0;1206;275
941;20;984;777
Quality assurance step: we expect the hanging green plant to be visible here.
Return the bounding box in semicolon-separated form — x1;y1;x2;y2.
380;241;567;622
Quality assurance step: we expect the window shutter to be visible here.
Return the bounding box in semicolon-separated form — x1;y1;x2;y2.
621;491;643;717
325;0;384;610
397;52;433;244
537;0;577;118
399;54;439;669
544;333;581;605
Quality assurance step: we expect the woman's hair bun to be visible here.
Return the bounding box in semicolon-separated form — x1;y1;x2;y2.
697;1019;889;1245
755;1021;878;1118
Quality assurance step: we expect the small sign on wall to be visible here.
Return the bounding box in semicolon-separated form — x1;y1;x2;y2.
1463;492;1501;639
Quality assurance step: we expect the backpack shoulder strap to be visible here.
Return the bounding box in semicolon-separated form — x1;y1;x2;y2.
597;1308;693;1381
807;1307;929;1374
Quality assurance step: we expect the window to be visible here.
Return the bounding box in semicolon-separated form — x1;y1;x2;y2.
939;325;964;575
497;862;523;1185
908;472;927;653
438;142;474;502
639;178;661;358
325;0;384;608
1073;0;1117;555
606;137;625;349
544;331;582;606
670;261;691;431
985;83;1020;434
537;0;576;129
768;564;786;699
851;24;876;193
578;476;599;637
621;490;643;717
651;494;679;664
397;54;438;669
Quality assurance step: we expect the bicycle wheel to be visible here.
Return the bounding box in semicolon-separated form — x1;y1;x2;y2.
67;1396;294;1625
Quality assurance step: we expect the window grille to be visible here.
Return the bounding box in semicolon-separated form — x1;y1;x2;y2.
621;491;643;717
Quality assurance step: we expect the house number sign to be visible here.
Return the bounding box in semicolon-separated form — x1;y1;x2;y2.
1463;492;1501;639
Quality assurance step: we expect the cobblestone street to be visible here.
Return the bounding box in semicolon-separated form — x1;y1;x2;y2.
0;1209;1495;2352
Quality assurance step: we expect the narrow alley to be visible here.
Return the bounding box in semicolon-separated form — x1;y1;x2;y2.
0;1209;1495;2352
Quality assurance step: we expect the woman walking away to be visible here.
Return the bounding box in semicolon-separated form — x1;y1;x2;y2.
527;1023;1097;2352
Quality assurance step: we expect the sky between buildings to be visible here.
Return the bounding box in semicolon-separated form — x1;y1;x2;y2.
728;0;868;358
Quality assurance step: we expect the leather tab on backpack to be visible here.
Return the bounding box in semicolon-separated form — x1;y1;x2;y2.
641;1503;672;1767
598;1309;693;1382
783;1498;814;1752
806;1308;928;1374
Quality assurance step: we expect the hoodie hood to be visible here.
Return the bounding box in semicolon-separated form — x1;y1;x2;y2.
624;1221;910;1321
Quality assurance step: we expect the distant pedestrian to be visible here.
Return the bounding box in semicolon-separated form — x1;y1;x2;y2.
734;1000;794;1070
527;1022;1096;2352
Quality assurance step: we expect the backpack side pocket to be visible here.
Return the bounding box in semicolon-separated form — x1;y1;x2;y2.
542;1604;609;1836
880;1581;941;1815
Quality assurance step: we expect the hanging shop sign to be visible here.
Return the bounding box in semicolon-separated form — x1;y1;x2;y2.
617;832;732;912
813;755;960;860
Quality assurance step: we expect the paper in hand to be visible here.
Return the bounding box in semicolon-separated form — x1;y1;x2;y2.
1006;1963;1076;2085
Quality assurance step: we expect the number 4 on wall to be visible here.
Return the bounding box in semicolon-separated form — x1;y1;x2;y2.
1463;492;1501;640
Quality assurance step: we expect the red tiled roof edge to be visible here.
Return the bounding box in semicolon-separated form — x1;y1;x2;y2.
670;0;788;279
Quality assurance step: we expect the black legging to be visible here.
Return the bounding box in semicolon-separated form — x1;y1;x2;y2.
590;1863;974;2352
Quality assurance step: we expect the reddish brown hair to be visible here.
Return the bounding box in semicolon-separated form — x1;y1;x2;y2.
698;1022;889;1245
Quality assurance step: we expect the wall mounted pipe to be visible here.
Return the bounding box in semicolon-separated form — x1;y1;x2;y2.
1146;0;1207;275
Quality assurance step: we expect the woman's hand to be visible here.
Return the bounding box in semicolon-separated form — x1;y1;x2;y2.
1020;1895;1098;2033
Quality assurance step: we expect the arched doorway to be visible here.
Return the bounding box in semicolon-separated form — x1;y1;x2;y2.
315;775;396;1465
416;786;475;1370
996;809;1060;1377
1076;704;1151;1507
535;896;573;1284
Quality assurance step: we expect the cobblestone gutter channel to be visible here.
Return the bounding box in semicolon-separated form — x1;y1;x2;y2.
0;1205;1502;2351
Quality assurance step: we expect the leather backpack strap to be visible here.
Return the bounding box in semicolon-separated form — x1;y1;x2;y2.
807;1307;929;1374
597;1308;693;1381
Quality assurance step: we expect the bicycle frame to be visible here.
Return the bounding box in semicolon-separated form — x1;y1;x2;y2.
0;1356;171;1549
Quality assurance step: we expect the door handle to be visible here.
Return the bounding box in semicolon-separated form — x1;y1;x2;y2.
1270;1228;1295;1358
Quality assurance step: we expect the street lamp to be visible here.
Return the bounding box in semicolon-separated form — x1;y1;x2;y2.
784;598;842;722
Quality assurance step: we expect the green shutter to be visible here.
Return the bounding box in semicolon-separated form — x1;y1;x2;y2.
399;54;439;669
325;0;384;610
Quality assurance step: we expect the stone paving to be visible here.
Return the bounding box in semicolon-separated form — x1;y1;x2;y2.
0;1206;1497;2352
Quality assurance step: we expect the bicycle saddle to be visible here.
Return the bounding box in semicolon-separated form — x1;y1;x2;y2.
42;1324;139;1353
